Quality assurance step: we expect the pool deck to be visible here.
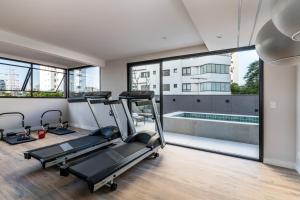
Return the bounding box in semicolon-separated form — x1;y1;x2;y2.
164;132;259;159
135;121;259;159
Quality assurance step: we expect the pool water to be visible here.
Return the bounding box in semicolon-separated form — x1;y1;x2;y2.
174;112;259;124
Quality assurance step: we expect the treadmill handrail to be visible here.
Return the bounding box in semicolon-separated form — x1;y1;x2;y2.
119;91;166;148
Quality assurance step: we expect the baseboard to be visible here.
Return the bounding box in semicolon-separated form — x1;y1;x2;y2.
264;158;296;169
69;123;98;131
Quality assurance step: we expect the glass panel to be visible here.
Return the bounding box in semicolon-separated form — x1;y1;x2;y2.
129;63;160;134
33;65;65;97
0;61;31;97
162;49;260;160
0;58;31;68
68;66;100;97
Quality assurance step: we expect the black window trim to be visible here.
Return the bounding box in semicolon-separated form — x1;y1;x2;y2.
0;56;68;99
127;45;264;163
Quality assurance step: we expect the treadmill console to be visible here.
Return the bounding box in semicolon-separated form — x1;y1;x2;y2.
119;91;154;100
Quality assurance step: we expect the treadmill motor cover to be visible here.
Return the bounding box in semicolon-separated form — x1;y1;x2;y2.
90;126;120;140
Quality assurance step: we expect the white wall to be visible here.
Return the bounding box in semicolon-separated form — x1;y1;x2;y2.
0;98;68;132
263;64;297;169
296;66;300;173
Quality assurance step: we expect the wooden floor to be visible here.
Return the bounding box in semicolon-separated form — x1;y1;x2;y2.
0;130;300;200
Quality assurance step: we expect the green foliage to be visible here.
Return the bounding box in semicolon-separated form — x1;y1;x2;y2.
0;91;64;97
231;61;259;95
32;91;64;97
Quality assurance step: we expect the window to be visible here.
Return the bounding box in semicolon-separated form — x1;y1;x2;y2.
207;64;212;73
141;85;150;90
0;57;66;97
163;69;170;76
182;67;191;76
200;66;205;74
173;68;177;73
174;84;177;88
68;66;100;98
216;64;221;73
141;71;150;78
182;83;191;92
211;64;216;73
153;84;156;89
163;84;170;91
32;65;66;97
153;70;156;75
199;82;230;92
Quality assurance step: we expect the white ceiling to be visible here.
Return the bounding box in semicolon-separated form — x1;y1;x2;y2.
182;0;272;51
0;0;272;67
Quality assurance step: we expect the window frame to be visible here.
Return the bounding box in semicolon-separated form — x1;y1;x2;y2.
182;67;191;76
0;56;67;98
127;45;264;163
141;71;150;78
162;69;170;76
182;83;191;92
163;84;170;91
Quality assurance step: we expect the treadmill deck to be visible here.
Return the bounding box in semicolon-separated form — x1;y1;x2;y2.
68;142;150;185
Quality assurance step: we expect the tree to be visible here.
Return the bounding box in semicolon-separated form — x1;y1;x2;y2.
231;60;259;94
244;60;259;93
230;82;240;94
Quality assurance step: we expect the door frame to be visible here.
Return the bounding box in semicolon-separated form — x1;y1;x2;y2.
127;45;264;162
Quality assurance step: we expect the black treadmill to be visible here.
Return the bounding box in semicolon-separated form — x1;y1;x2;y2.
60;91;166;192
24;91;125;168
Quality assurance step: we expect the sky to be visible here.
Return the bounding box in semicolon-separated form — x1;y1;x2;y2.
235;49;259;85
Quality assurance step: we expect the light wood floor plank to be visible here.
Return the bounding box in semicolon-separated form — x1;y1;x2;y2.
0;129;299;200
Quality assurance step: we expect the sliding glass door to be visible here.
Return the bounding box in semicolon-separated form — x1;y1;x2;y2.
128;62;161;133
128;46;263;161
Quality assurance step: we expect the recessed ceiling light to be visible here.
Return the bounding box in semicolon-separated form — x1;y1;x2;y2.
216;34;223;39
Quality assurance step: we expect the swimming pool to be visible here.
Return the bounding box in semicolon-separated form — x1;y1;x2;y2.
173;112;259;124
163;111;259;144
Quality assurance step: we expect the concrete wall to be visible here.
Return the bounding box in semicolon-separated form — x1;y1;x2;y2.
163;95;259;115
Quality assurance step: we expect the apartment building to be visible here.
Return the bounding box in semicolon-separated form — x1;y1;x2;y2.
132;54;232;95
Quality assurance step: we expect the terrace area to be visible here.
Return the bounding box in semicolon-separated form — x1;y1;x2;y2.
135;104;259;159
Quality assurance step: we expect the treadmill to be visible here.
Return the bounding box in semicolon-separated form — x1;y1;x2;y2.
24;91;125;168
60;91;166;193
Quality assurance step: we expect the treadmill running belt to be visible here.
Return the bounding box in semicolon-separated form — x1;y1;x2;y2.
29;135;108;160
68;142;150;183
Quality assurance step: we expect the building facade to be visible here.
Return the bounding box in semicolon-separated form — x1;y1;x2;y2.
131;54;232;95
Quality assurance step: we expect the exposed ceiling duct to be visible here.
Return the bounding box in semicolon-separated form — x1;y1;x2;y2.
271;0;300;41
255;20;300;66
